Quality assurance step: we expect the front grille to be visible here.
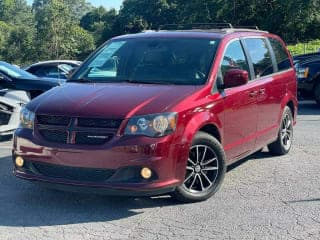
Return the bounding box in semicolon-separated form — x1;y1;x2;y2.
37;115;71;126
78;118;122;128
75;132;113;145
32;162;115;182
39;129;68;144
36;115;121;146
0;112;11;125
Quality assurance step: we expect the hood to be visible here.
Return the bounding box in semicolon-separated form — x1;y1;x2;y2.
28;82;199;119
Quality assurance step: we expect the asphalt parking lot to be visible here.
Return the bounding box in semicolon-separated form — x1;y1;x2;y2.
0;101;319;240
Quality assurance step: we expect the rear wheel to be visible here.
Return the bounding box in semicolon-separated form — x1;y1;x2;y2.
314;83;320;106
172;132;226;203
268;106;293;155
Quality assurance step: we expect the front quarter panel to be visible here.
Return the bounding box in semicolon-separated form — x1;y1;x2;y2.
172;92;224;180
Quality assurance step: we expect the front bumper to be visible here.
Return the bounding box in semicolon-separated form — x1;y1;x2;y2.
13;128;189;196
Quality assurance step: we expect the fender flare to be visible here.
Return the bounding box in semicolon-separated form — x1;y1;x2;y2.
279;92;297;124
180;111;223;146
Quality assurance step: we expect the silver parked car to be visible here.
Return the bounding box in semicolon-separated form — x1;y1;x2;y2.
24;60;82;79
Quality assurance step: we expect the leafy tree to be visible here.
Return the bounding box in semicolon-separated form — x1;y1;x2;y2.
0;0;33;24
81;7;117;45
33;0;95;60
0;21;11;60
64;0;92;23
2;25;36;65
116;0;177;32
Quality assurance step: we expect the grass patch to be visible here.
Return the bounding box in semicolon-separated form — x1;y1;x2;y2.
288;39;320;56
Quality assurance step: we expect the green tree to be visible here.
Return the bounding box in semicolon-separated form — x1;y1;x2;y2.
33;0;95;60
80;7;117;45
2;25;36;65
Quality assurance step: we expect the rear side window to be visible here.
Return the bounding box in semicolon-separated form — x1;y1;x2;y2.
244;38;274;78
221;40;251;80
269;38;292;71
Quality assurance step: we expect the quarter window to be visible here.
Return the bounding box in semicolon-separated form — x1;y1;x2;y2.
269;38;292;71
221;40;251;80
244;38;274;78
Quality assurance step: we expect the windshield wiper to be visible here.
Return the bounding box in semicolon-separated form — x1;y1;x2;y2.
126;79;177;85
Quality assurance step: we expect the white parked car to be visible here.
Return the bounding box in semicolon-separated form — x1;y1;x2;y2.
0;89;30;136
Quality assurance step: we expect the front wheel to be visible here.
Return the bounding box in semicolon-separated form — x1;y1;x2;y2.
268;106;293;155
172;132;226;203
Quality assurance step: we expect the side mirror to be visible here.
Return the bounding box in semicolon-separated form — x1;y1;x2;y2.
223;69;249;89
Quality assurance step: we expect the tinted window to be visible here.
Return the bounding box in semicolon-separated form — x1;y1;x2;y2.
221;40;251;80
34;65;66;79
269;38;291;71
244;38;274;78
73;38;220;85
27;66;39;74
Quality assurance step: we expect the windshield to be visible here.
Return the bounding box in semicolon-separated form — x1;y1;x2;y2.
0;62;36;79
72;37;220;85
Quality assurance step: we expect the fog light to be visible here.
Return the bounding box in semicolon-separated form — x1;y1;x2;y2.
15;156;24;167
141;167;152;179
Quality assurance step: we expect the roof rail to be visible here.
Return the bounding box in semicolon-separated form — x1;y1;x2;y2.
155;23;268;33
234;26;260;30
158;23;233;30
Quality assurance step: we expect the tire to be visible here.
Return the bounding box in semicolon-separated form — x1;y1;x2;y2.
268;106;293;155
314;83;320;106
172;131;226;203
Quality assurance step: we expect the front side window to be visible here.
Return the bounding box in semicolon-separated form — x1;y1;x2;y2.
244;38;274;78
220;40;251;80
72;38;220;85
269;38;292;72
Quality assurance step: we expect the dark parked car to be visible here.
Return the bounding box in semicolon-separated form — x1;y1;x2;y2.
24;60;81;80
0;61;63;99
293;54;320;104
293;52;320;64
13;26;297;202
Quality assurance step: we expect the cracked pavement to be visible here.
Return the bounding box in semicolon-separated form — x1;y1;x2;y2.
0;101;319;240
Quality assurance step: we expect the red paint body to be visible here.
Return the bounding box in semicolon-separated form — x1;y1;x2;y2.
13;30;297;195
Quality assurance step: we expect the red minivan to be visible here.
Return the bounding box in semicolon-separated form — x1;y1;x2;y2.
13;26;297;202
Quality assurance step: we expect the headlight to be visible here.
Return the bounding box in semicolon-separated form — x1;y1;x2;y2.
19;107;35;129
124;113;177;137
296;67;309;79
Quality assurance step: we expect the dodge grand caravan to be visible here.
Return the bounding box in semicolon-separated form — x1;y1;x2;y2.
13;26;297;202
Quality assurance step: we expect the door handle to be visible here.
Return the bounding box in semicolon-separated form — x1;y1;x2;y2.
259;88;266;95
249;90;258;98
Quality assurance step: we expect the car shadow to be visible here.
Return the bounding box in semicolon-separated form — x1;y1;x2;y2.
0;154;180;228
298;101;320;115
227;149;274;172
284;198;320;204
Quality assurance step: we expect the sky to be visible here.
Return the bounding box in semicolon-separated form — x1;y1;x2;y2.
26;0;123;10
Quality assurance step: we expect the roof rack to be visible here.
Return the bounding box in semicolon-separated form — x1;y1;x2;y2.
234;26;259;30
155;23;268;33
158;23;233;31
